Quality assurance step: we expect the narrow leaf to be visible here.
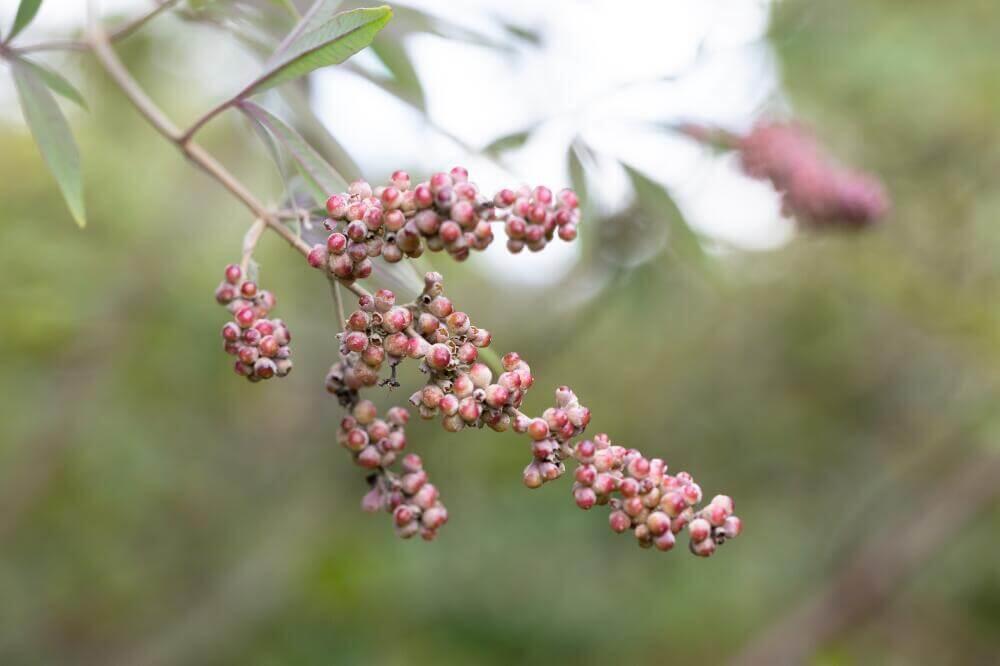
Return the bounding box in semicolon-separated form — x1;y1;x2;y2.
244;6;392;96
369;37;425;110
12;61;85;228
269;0;345;64
17;57;87;109
239;100;348;201
7;0;43;43
278;83;362;179
484;128;532;157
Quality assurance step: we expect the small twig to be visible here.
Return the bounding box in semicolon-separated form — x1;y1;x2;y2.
10;0;179;54
179;97;235;145
240;218;267;274
329;279;347;328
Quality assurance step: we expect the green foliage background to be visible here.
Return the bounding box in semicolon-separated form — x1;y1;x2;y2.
2;1;999;663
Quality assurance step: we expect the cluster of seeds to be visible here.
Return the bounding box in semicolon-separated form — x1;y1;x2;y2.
405;273;537;434
338;401;449;540
338;399;409;471
306;167;581;277
496;185;581;253
324;287;421;404
318;275;739;553
518;386;591;489
569;433;741;556
215;264;292;381
369;453;449;541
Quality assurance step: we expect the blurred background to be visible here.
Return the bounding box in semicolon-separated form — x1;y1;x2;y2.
2;0;1000;663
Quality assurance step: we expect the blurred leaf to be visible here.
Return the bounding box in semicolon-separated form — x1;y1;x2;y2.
243;5;392;96
6;0;42;43
385;4;511;51
369;37;425;110
16;57;87;109
567;141;590;214
12;61;85;228
268;0;300;20
278;83;362;179
624;163;705;266
498;20;541;45
484;128;533;157
239;100;348;204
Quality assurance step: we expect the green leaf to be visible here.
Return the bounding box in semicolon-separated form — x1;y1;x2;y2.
6;0;43;43
12;61;85;228
269;0;345;63
567;141;590;214
244;5;392;96
623;163;705;265
369;37;425;110
16;57;87;109
239;100;348;203
278;83;362;179
484;128;533;157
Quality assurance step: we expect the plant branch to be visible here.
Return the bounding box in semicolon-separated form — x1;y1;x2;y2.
83;2;370;299
179;97;236;144
240;218;267;274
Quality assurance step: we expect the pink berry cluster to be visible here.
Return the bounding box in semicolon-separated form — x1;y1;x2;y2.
519;386;592;488
569;434;742;556
406;273;537;434
318;271;741;553
339;400;449;540
738;122;890;228
215;264;292;381
306;167;581;277
495;184;580;253
324;287;416;403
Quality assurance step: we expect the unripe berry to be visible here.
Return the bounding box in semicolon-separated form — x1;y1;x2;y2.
439;393;459;416
427;296;453;319
445;311;470;335
441;413;464;432
458;397;482;423
406;336;430;359
527;418;550;441
468;362;492;388
456;342;478;364
609;510;631;533
361;344;385;367
426;344;452;370
326;193;348;217
452;373;474;397
429;172;452;193
235;306;256;328
421;384;444;409
381;307;412;334
414;183;433;208
224;264;242;284
690;537;716;557
574;486;597;510
522;463;543;489
348;179;372;198
353;399;377;425
253;357;276;379
383;332;409;358
653;529;676;552
484;384;510;408
343;331;369;353
374;289;395;313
